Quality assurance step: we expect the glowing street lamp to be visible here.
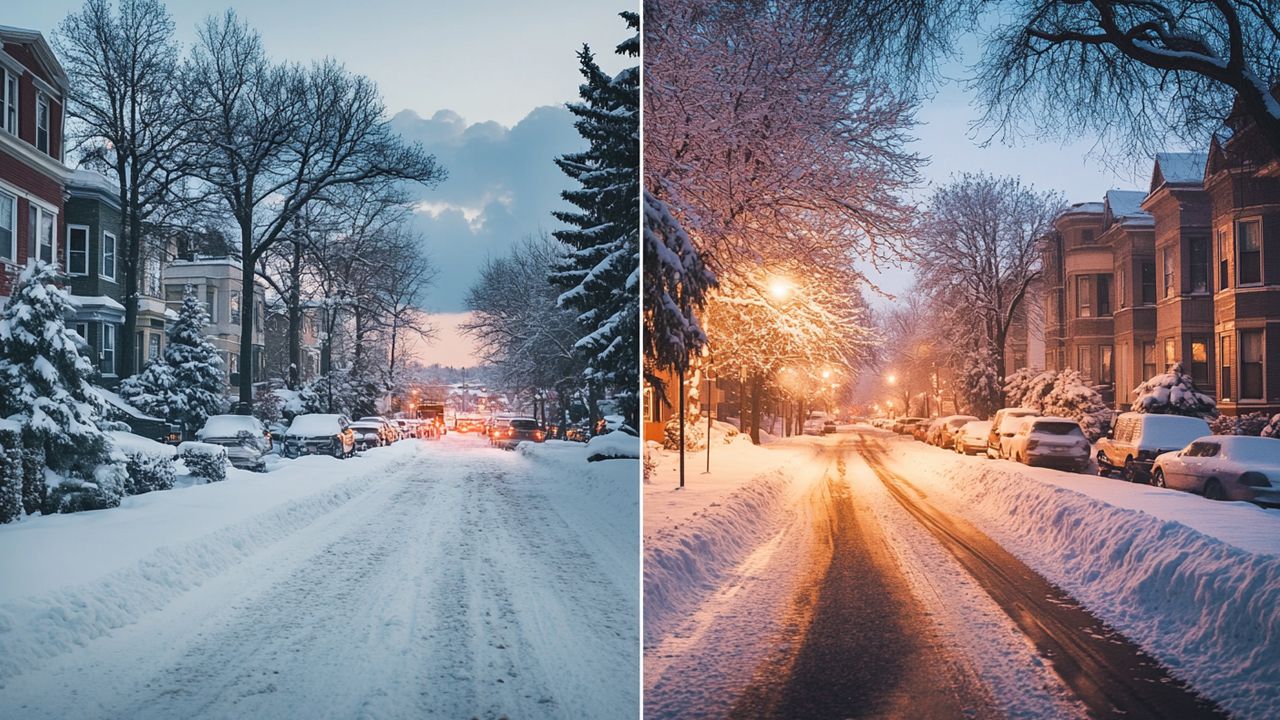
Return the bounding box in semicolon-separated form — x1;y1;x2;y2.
886;372;898;386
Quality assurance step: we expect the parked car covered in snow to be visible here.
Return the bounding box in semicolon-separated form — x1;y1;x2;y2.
492;418;546;449
954;420;992;455
1007;417;1091;472
987;408;1038;459
284;414;356;458
349;420;387;450
1152;435;1280;504
931;415;978;447
821;419;838;435
358;416;399;443
196;414;272;471
893;417;925;435
1096;412;1212;482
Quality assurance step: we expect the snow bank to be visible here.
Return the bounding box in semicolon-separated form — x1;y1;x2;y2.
108;430;176;459
585;430;640;461
0;445;418;681
881;441;1280;718
643;438;812;645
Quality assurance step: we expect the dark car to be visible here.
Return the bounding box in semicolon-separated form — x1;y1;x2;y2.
493;418;546;449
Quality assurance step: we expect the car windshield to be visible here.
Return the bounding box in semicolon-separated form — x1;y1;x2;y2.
511;419;539;430
1033;422;1083;436
1221;437;1280;464
200;415;261;437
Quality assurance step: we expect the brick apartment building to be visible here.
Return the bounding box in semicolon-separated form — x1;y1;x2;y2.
0;25;69;304
1044;96;1280;416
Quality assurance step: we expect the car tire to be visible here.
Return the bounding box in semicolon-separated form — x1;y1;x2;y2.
1096;452;1112;477
1151;468;1167;488
1203;478;1225;501
1122;458;1140;483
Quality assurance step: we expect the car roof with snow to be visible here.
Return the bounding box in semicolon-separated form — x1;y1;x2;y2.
1029;416;1079;426
287;414;347;435
200;415;264;436
1203;435;1280;464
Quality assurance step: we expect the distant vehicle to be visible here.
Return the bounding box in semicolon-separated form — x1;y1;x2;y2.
933;415;979;447
488;416;520;446
1152;436;1280;504
358;416;399;444
1007;416;1090;472
417;402;447;436
987;408;1038;459
196;414;272;471
349;420;387;450
284;414;355;458
492;418;546;449
1096;413;1212;483
821;419;838;435
893;417;925;435
455;414;486;433
954;420;993;455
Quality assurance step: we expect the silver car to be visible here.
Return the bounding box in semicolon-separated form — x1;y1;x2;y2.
196;414;272;471
1152;436;1280;504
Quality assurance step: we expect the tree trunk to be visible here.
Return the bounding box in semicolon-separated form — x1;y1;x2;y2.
239;252;256;406
749;373;762;445
287;240;302;389
118;164;141;378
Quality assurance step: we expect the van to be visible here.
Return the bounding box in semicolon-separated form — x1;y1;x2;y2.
1095;412;1212;482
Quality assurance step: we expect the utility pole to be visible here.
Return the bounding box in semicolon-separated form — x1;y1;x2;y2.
678;366;686;489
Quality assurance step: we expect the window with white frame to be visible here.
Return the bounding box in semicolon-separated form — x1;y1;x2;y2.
36;93;50;155
31;206;55;264
67;225;89;275
148;332;161;361
0;190;14;261
101;231;116;281
101;323;117;375
1;69;15;135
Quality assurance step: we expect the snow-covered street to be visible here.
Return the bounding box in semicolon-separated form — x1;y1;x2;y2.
0;435;639;719
644;426;1279;719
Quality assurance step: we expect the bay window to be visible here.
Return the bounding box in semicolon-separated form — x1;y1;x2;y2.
1;69;15;135
1238;220;1261;285
101;231;116;281
1241;330;1264;399
67;225;89;275
36;93;50;155
1189;236;1210;293
0;190;14;261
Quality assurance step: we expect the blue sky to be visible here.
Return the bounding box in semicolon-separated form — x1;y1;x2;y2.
15;0;631;365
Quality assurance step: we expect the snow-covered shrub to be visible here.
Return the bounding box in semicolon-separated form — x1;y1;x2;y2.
299;368;380;418
1209;412;1270;437
0;423;22;523
110;432;177;496
1131;361;1218;418
643;442;660;484
20;443;45;515
1003;367;1055;412
1042;369;1112;441
120;286;225;435
1263;414;1280;439
959;351;1003;418
44;461;127;514
179;442;228;482
662;417;707;451
0;260;114;487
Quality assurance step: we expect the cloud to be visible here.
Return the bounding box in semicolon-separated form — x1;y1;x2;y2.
391;106;583;313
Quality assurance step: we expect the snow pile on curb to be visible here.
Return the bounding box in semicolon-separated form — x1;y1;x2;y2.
585;431;640;461
643;462;793;645
0;450;411;682
883;445;1280;718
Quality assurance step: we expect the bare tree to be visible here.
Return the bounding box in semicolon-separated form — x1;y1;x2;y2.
55;0;193;377
977;0;1280;161
914;173;1063;386
182;11;445;407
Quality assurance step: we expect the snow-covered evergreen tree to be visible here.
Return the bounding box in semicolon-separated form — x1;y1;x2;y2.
1042;369;1112;441
551;11;640;429
0;261;115;487
959;350;1002;418
1003;367;1056;411
643;190;716;392
1130;361;1219;418
300;368;379;418
0;423;21;524
1209;411;1270;436
121;286;224;434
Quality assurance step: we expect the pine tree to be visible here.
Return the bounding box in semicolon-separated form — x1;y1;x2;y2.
122;286;224;434
643;190;716;390
551;11;640;429
0;261;123;512
1131;361;1219;418
0;423;22;524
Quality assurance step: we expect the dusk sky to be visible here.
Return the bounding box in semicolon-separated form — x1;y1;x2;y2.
12;0;630;367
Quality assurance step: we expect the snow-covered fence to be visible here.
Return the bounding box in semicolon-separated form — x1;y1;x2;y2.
178;442;228;482
110;431;177;496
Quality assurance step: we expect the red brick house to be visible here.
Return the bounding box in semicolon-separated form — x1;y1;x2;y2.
0;25;70;304
1204;91;1280;416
